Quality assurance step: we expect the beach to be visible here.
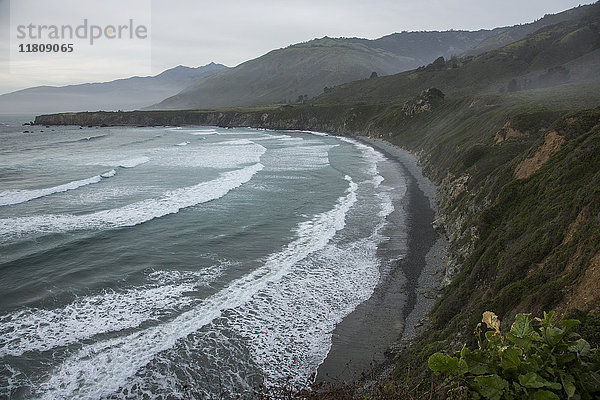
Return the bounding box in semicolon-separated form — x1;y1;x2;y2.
317;137;445;382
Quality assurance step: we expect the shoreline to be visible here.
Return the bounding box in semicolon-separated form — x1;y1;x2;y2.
19;119;446;386
316;136;444;382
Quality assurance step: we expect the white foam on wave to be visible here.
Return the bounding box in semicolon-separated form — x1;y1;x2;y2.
151;141;266;169
0;267;222;358
78;135;106;142
101;169;116;178
115;175;397;397
0;163;264;240
185;129;218;135
117;156;150;168
175;141;190;146
266;144;337;171
215;139;255;146
290;130;329;137
224;163;396;389
279;136;304;142
31;177;358;400
232;232;387;387
0;170;116;207
251;134;291;141
339;137;386;176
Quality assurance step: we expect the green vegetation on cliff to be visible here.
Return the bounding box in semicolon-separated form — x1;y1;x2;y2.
429;311;600;399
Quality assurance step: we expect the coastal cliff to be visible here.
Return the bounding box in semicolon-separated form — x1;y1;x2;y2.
34;78;600;399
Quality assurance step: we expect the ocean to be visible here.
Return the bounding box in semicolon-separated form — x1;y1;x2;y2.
0;116;407;399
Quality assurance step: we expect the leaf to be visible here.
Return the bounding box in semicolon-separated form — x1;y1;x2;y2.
483;311;502;334
543;326;564;347
428;353;459;375
506;332;532;350
545;381;562;391
568;338;591;356
561;319;580;332
511;313;534;338
557;353;576;364
533;389;560;400
519;372;547;388
466;359;490;375
512;381;526;394
459;358;469;374
560;372;576;398
486;330;502;347
563;381;576;398
501;347;522;371
475;374;509;400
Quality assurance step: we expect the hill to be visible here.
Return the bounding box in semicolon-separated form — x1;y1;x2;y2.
314;6;600;105
147;31;500;110
0;63;227;115
463;2;600;56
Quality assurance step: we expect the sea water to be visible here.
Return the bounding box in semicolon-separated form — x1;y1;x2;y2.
0;117;407;399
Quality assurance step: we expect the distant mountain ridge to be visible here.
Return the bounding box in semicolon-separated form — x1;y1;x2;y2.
463;2;600;56
0;63;227;114
147;30;500;110
151;3;600;111
314;7;600;105
9;3;599;115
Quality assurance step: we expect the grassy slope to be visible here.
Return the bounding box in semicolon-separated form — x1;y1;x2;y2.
149;31;497;110
463;3;600;56
314;9;600;105
382;102;600;399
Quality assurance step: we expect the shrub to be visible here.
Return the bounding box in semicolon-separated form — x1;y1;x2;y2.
428;311;600;399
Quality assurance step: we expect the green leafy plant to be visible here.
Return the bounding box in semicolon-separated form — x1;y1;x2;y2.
428;311;600;399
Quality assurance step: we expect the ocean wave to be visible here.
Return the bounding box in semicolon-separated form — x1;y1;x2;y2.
0;267;222;358
0;163;264;240
266;144;337;171
100;169;116;178
224;157;395;389
77;135;107;142
175;141;190;146
289;130;329;137
31;176;357;399
0;170;116;207
117;156;150;168
151;141;266;169
184;129;218;135
251;134;291;141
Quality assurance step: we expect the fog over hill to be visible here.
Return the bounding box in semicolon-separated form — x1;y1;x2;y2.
0;63;227;115
147;30;505;110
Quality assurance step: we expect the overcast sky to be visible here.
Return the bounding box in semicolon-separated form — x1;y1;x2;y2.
0;0;591;95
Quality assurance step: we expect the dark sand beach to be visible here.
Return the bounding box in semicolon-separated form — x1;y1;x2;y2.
317;137;446;382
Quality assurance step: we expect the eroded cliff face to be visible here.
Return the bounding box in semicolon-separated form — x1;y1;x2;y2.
514;131;565;179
